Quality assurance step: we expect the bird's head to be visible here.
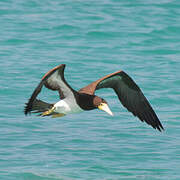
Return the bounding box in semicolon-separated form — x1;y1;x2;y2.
93;96;113;116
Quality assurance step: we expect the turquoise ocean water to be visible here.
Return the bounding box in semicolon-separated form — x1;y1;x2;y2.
1;0;180;179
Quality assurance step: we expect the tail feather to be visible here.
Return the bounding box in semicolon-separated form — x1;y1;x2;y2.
24;99;53;115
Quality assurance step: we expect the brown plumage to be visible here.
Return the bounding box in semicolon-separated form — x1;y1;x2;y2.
24;64;164;132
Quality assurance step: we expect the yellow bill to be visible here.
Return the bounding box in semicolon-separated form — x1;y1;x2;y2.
98;103;113;116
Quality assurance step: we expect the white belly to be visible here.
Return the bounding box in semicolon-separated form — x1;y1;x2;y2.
54;99;83;115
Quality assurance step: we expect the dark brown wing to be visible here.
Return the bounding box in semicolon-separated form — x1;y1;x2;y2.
24;64;75;115
79;71;164;131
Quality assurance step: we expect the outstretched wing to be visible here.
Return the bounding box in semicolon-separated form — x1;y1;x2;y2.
24;64;75;115
79;71;164;131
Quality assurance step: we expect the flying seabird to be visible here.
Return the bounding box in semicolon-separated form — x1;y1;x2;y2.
24;64;164;131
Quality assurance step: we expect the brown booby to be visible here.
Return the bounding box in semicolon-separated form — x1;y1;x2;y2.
24;64;164;131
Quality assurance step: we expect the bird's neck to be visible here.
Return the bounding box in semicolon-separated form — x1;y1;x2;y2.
74;93;96;110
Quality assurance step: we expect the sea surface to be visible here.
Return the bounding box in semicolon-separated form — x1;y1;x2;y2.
0;0;180;179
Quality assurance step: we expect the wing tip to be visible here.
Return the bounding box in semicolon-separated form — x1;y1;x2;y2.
24;99;33;116
134;110;164;132
155;122;164;132
24;103;30;116
147;117;165;132
146;116;164;132
149;113;164;132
